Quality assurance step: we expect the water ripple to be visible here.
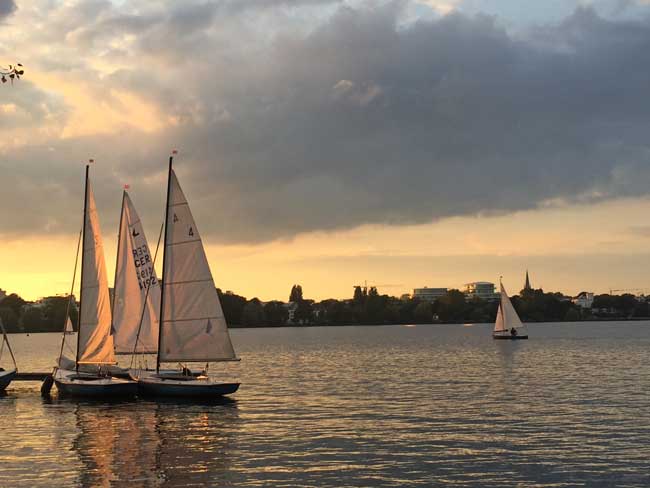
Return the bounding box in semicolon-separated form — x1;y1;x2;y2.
1;322;650;487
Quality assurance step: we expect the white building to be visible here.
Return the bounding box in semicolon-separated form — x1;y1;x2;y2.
413;287;447;302
464;282;500;301
284;302;298;323
573;292;594;309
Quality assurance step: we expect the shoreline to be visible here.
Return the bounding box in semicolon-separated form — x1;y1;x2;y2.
8;317;650;333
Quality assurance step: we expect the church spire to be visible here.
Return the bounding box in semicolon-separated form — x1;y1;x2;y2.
524;269;532;291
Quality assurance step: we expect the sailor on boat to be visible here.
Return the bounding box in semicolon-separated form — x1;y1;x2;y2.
492;278;529;340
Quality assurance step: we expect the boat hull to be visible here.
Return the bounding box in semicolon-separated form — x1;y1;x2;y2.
493;334;528;340
137;376;240;398
53;369;137;398
0;369;17;391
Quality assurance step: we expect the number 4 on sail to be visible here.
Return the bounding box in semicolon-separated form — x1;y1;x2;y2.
132;153;241;398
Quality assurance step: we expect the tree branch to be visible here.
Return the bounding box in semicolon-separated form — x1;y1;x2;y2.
1;64;24;84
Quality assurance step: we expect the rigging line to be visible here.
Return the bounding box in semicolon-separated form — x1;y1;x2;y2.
0;320;17;370
130;221;164;370
58;227;82;369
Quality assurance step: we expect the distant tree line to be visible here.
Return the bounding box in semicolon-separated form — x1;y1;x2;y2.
0;294;78;333
2;285;650;333
219;286;650;328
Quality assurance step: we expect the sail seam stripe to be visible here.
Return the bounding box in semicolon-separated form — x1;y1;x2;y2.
161;316;224;323
166;239;202;247
164;279;215;285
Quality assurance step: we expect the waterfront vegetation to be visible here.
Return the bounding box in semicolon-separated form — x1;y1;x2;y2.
1;286;649;332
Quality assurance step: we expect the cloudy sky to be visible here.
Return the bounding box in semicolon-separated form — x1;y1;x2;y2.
2;0;650;301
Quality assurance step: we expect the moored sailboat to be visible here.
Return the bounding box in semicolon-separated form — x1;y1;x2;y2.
111;188;161;367
493;280;528;340
0;318;17;392
133;153;240;398
52;163;137;397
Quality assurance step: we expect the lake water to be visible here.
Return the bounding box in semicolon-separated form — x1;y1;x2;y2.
1;322;650;487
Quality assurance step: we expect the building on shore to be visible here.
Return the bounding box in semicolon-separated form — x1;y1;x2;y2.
412;287;447;302
284;301;298;323
573;292;594;309
463;282;500;301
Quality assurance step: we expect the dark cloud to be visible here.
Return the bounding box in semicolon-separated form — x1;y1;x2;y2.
4;2;650;243
0;0;16;19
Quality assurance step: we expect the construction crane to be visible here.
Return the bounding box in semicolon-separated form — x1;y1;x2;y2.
608;288;650;295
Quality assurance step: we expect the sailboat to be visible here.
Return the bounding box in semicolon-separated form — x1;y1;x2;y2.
0;318;17;392
52;163;138;397
133;154;240;398
64;316;75;335
112;188;160;363
493;280;528;340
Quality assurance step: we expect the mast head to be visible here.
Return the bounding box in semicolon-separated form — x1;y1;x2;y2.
169;149;177;171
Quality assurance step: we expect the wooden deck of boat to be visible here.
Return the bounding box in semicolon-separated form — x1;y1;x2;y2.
13;373;50;381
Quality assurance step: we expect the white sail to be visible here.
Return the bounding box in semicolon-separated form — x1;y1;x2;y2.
112;192;160;354
497;282;524;331
159;170;236;362
494;304;505;332
77;180;115;365
65;316;74;334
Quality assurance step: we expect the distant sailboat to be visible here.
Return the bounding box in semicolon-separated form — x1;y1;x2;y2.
52;163;137;397
493;280;528;340
64;316;75;335
0;318;17;392
112;189;160;358
134;154;240;398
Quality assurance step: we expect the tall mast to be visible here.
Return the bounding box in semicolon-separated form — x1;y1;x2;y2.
157;153;174;373
110;190;127;335
75;163;91;370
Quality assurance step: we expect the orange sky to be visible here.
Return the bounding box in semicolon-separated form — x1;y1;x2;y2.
3;196;650;302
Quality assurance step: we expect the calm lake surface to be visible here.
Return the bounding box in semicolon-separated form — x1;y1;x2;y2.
1;322;650;487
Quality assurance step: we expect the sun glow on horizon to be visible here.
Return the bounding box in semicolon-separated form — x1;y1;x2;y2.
3;196;650;303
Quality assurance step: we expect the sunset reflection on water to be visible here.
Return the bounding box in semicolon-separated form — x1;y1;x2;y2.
2;323;650;487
